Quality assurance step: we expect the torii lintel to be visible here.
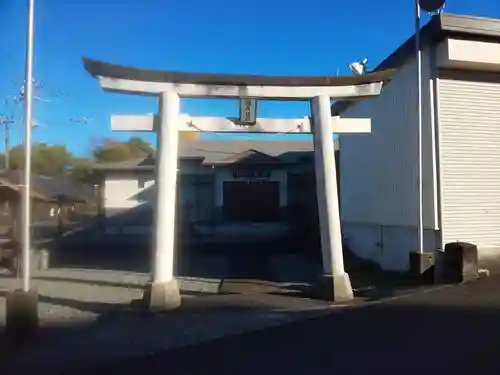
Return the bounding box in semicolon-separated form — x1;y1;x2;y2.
82;57;394;100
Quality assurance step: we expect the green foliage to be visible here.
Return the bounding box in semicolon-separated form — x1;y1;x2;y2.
69;157;94;181
0;137;154;181
8;143;73;177
92;137;154;163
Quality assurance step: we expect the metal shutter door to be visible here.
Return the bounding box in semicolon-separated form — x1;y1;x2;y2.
439;78;500;250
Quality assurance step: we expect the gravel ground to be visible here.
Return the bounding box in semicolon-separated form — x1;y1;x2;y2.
0;246;322;333
0;268;149;326
0;268;224;327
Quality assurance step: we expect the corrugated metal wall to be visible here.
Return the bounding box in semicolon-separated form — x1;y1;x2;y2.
339;48;440;270
439;76;500;253
340;49;437;229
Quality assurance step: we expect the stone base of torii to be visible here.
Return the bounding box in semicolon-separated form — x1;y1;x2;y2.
83;58;393;309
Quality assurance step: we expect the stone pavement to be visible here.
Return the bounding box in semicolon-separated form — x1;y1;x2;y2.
0;267;225;332
25;276;500;375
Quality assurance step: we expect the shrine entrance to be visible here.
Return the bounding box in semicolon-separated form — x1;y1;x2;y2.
83;57;393;310
223;180;280;223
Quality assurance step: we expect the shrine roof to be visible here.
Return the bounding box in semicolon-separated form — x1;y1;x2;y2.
91;138;339;172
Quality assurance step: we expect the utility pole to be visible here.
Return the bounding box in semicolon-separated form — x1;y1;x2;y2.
5;0;39;346
21;0;36;293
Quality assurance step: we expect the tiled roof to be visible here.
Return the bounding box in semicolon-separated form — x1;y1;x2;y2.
219;149;282;165
0;171;94;202
92;138;339;171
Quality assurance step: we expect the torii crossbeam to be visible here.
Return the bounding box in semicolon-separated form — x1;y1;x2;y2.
110;114;372;134
83;57;393;310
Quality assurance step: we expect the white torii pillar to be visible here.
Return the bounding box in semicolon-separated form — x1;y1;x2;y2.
143;92;182;311
83;57;392;309
312;96;351;300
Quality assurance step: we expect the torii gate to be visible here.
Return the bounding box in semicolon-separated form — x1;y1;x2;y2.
83;58;393;311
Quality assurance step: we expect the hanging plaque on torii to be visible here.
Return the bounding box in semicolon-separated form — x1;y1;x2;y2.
82;57;394;310
239;98;257;125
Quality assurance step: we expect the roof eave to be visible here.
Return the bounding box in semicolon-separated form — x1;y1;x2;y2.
90;166;155;173
209;161;290;167
332;13;500;116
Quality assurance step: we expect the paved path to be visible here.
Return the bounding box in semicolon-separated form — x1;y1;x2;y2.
0;267;332;373
52;277;500;375
0;268;221;330
4;293;337;374
4;231;498;374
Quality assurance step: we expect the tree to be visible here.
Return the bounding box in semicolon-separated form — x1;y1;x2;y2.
0;136;154;180
92;137;154;163
8;142;73;177
69;157;94;182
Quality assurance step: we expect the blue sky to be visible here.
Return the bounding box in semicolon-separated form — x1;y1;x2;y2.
0;0;499;156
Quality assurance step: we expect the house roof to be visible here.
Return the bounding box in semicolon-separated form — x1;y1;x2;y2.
331;13;500;116
0;171;94;202
91;138;339;172
0;177;48;201
218;149;283;165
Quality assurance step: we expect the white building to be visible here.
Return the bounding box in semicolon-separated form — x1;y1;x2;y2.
334;13;500;271
90;138;338;242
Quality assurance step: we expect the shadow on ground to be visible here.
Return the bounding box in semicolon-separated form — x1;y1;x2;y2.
2;218;492;374
3;277;500;374
84;302;500;375
45;219;415;292
0;215;429;313
0;291;337;372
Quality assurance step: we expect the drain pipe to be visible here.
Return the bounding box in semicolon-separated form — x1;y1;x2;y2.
430;46;445;278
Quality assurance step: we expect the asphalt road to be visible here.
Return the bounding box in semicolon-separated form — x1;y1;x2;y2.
56;276;500;375
8;226;498;374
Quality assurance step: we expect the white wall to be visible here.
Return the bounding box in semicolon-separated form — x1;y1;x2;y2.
343;225;438;271
103;162;214;211
104;175;148;209
339;48;439;271
437;38;500;73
